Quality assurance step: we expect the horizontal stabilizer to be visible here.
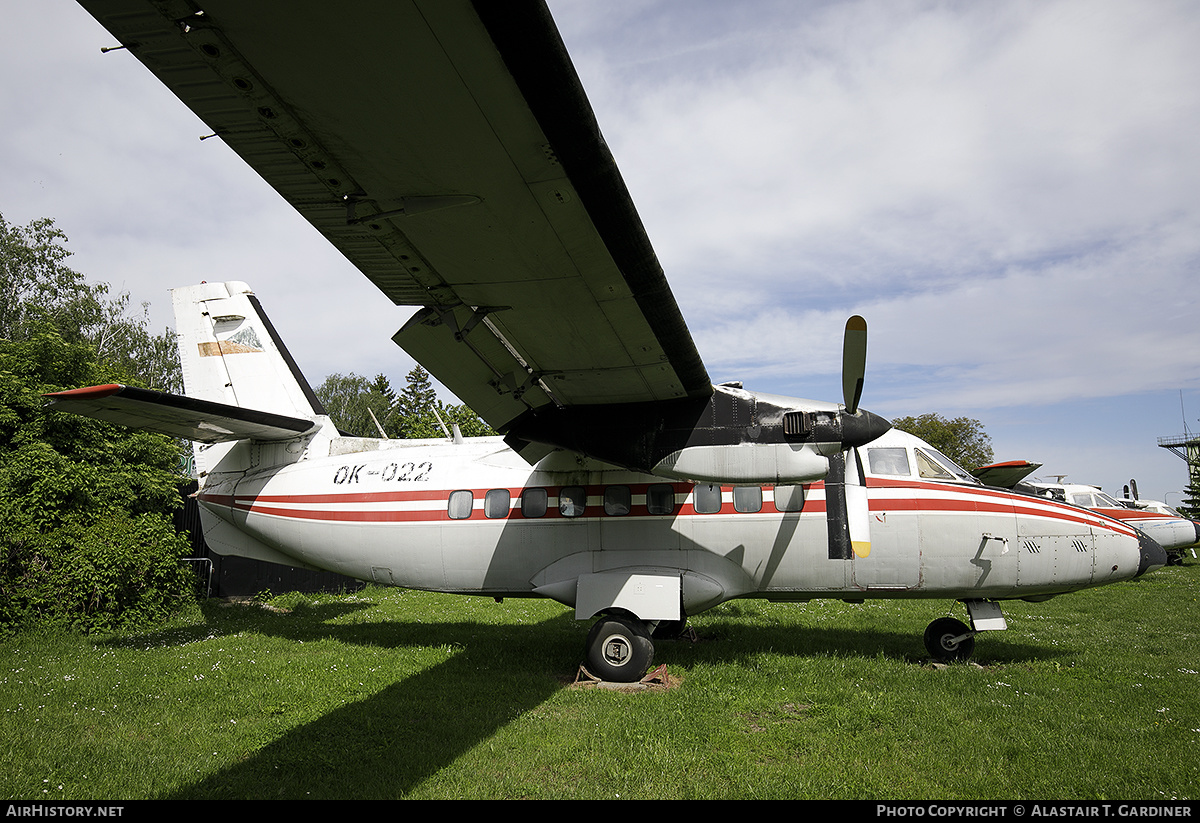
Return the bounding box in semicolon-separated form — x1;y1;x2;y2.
970;460;1042;489
43;384;319;443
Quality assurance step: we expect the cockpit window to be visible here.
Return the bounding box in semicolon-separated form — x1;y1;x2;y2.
1094;492;1123;508
868;447;910;476
916;448;977;483
1069;492;1095;507
915;449;952;479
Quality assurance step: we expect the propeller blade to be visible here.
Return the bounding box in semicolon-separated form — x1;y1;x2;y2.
842;315;868;415
825;449;872;559
846;450;872;558
825;452;853;560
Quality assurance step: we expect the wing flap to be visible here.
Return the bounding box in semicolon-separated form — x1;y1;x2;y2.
44;385;319;443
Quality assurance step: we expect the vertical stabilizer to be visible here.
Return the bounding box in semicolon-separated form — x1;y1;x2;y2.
173;282;325;417
173;282;330;474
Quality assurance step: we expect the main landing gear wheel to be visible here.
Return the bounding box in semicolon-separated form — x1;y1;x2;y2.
924;617;976;663
585;615;655;683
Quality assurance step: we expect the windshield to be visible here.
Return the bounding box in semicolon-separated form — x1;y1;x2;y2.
917;447;978;484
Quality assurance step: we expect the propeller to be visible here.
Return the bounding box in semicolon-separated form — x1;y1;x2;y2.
827;315;885;561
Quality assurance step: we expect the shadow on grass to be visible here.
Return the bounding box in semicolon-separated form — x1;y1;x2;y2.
106;599;1067;798
104;600;577;799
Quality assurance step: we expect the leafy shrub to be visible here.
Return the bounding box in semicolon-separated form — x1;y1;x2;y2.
0;321;196;636
0;513;195;635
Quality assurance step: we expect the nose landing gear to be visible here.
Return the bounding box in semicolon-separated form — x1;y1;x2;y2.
923;600;1007;663
924;616;976;662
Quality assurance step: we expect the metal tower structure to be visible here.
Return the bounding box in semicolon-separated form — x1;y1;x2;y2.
1158;433;1200;511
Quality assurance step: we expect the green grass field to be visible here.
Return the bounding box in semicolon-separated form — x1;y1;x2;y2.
2;558;1197;800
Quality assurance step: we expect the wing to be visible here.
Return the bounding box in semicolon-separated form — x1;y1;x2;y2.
43;385;319;443
77;0;712;431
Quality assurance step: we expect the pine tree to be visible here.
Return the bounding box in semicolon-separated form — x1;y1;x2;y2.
394;366;443;439
1178;471;1200;520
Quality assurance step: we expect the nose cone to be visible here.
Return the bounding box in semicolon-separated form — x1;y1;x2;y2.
841;408;893;449
1136;532;1169;577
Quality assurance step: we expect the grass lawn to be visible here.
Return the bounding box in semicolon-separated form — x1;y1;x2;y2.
2;558;1197;800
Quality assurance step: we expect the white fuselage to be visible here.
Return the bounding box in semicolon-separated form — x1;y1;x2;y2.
195;432;1150;618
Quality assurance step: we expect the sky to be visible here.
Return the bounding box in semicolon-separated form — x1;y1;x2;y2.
3;0;1199;503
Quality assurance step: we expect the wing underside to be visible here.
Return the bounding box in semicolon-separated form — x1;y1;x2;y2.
77;0;712;431
44;384;319;443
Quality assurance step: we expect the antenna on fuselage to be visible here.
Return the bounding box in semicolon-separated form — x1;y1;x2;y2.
430;405;464;444
367;407;389;439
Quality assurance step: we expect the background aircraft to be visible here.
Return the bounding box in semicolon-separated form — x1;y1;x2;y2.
49;1;1168;681
1024;480;1197;566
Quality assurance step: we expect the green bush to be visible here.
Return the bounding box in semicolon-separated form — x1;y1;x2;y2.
0;513;195;635
0;325;196;637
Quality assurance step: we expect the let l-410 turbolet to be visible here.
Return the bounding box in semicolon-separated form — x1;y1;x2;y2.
51;1;1167;681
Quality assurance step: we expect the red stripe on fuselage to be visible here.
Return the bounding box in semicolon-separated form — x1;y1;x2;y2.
196;478;1136;536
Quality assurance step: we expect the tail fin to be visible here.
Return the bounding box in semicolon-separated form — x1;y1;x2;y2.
173;282;332;474
173;282;326;419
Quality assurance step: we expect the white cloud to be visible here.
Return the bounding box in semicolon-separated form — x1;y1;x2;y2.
5;0;1199;499
553;0;1200;412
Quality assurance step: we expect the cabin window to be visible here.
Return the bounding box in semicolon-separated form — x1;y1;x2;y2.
647;484;675;515
604;486;631;516
694;483;722;514
733;486;763;513
521;487;547;518
868;447;910;476
448;490;473;519
774;484;805;512
484;489;510;519
559;486;587;517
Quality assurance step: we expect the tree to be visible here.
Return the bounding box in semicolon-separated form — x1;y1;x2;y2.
0;213;181;392
315;372;392;437
1178;472;1200;520
0;329;195;635
393;366;442;438
0;212;195;635
315;365;495;439
891;412;994;469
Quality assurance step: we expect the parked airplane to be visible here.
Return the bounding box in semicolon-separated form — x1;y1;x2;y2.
1122;479;1199;556
1023;481;1197;566
1120;499;1200;564
49;1;1168;680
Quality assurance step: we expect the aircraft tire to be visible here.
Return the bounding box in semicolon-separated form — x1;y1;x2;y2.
585;615;655;682
924;617;975;663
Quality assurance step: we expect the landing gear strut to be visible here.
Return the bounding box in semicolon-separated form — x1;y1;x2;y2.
585;614;655;682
